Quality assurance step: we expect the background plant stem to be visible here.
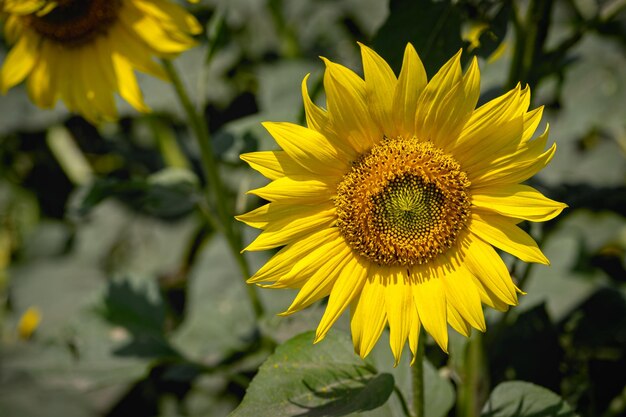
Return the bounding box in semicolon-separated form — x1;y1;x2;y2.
412;329;425;417
457;333;485;417
162;59;264;319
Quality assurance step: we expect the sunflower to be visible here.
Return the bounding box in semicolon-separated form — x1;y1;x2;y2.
238;43;566;365
0;0;201;122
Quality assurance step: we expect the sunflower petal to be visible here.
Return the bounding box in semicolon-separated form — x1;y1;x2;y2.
243;205;336;251
441;263;486;332
26;41;57;108
315;255;368;342
471;128;554;187
463;233;518;305
322;58;378;153
408;303;422;365
447;303;471;337
120;0;196;55
248;176;334;203
432;56;481;149
247;228;340;284
472;184;567;222
262;122;350;176
411;264;448;352
282;243;353;315
351;270;388;359
1;29;39;93
392;43;427;138
240;150;304;180
470;211;549;264
385;267;413;366
359;42;397;136
414;50;462;144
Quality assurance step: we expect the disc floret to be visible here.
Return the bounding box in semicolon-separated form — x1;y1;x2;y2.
335;137;471;266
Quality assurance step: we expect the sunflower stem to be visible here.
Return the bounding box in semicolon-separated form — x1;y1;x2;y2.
411;329;425;417
457;333;485;417
162;59;264;319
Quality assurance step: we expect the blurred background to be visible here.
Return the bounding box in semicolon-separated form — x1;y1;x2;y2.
0;0;625;416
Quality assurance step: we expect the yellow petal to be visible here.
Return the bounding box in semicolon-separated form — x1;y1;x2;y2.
17;306;41;340
119;0;196;55
56;48;77;113
441;262;486;332
470;273;511;312
262;122;350;176
471;139;556;188
392;43;427;138
447;303;471;337
463;233;518;305
522;106;544;145
115;22;168;79
433;57;481;150
302;74;331;134
106;33;150;113
240;150;305;180
81;43;117;121
470;211;549;265
282;243;353;315
70;48;100;122
359;42;397;136
247;227;341;285
322;57;379;153
242;205;336;251
247;176;334;203
351;270;388;359
26;40;57;108
1;29;39;93
472;184;567;222
452;86;525;170
414;50;462;144
408;302;421;365
411;263;448;352
385;267;413;366
238;201;333;230
315;255;368;342
134;0;202;36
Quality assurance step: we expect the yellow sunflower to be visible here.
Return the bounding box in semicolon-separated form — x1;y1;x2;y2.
0;0;201;122
238;43;566;365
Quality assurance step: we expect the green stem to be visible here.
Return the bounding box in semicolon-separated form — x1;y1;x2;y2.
457;333;484;417
162;59;264;319
411;329;425;417
394;385;412;417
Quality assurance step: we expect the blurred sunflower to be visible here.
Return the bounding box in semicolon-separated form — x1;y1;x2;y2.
0;0;201;122
238;43;566;365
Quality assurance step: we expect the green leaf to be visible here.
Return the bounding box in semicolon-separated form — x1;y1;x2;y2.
70;167;200;220
373;0;464;76
482;381;579;417
99;278;180;359
230;331;395;417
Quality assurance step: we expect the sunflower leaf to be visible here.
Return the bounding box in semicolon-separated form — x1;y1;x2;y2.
229;330;395;417
372;0;464;76
482;381;579;417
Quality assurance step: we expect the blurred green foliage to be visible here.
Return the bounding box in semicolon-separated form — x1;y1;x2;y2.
1;0;625;416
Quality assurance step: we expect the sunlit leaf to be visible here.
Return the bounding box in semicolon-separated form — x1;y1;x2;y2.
482;381;579;417
230;331;394;417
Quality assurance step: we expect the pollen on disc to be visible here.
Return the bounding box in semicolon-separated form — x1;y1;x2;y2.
335;137;471;266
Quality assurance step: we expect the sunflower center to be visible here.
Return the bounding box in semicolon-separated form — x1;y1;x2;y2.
26;0;121;46
335;137;471;266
